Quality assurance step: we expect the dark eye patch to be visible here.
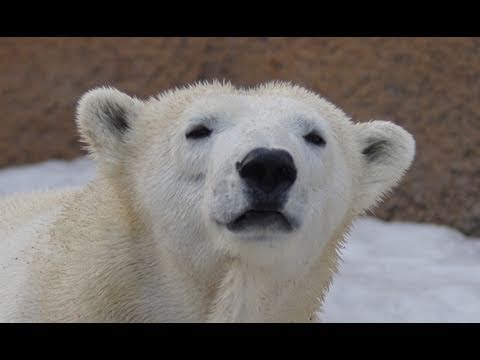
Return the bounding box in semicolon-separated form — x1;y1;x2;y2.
304;131;326;147
186;125;212;139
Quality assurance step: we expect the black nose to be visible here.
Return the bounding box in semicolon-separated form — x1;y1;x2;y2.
236;148;297;195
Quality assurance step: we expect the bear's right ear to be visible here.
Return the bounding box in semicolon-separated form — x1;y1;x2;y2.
76;87;143;162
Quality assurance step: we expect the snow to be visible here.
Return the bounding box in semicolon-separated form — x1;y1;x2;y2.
1;157;479;322
321;218;480;322
0;157;96;197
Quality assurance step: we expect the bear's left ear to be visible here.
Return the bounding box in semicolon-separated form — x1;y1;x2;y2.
354;120;415;213
76;87;143;163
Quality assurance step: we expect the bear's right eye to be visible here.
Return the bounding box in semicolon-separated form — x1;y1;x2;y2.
186;125;212;140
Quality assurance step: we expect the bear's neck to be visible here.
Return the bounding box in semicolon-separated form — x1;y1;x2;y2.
204;234;345;323
206;260;304;322
204;214;355;323
150;221;351;323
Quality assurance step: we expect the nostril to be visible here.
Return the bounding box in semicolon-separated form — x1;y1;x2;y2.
237;147;297;194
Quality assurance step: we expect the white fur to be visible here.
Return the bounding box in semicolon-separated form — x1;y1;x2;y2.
0;81;415;322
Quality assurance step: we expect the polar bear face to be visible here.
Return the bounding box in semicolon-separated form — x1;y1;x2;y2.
166;93;355;269
76;82;415;274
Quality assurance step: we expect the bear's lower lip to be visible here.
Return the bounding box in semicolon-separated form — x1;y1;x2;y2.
226;210;293;233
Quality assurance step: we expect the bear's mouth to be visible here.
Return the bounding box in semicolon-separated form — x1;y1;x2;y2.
226;209;293;233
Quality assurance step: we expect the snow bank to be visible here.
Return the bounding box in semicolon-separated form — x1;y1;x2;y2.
321;217;480;322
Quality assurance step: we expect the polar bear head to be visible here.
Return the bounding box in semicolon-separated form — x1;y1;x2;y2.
76;81;415;275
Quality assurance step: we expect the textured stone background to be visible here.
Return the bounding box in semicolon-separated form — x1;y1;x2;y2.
0;37;479;235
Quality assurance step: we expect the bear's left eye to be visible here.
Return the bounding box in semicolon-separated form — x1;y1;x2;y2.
304;131;326;147
186;125;212;140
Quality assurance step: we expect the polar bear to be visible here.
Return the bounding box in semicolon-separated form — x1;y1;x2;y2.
0;81;415;322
